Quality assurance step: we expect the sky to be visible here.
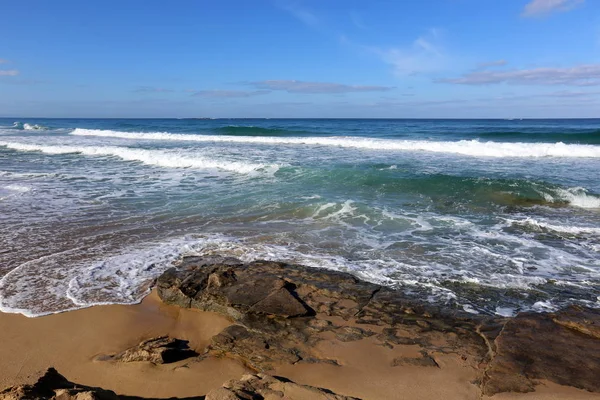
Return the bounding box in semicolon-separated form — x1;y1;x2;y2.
1;0;600;118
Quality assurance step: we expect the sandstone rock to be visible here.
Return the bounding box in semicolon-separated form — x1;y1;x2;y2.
482;306;600;395
156;256;600;396
99;336;197;364
0;368;118;400
333;326;375;342
391;351;439;368
205;373;361;400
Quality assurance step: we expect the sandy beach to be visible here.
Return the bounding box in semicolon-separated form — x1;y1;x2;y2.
1;261;598;400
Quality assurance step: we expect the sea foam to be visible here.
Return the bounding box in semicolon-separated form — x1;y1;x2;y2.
0;141;279;174
506;217;600;235
69;128;600;158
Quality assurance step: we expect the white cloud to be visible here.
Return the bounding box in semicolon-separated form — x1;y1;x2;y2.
277;1;319;27
438;64;600;86
0;70;19;76
191;90;271;98
250;80;394;94
371;29;444;76
521;0;584;17
0;59;8;64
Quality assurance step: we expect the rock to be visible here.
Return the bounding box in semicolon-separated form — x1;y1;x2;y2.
249;287;311;318
0;369;357;400
0;368;118;400
157;257;490;371
99;336;197;364
482;306;600;395
156;256;600;396
391;352;439;368
205;373;361;400
333;326;375;342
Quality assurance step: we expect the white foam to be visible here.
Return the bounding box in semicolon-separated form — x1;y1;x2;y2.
506;217;600;235
66;237;204;307
23;123;47;131
495;306;516;317
4;184;31;193
70;128;600;158
0;141;279;174
554;188;600;209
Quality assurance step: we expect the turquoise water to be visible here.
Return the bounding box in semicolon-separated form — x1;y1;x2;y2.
1;118;599;317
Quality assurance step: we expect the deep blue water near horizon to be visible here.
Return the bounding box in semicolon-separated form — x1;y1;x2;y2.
1;117;599;317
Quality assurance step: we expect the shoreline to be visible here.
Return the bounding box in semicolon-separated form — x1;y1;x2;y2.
1;257;599;399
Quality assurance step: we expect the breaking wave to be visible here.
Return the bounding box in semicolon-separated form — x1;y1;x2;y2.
0;141;279;174
70;128;600;158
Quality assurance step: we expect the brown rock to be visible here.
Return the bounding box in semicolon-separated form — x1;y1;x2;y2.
391;352;439;368
249;287;311;318
99;336;197;364
155;256;600;396
482;306;600;395
205;373;361;400
0;368;118;400
334;326;375;342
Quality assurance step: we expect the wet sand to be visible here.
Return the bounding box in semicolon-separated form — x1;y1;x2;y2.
0;291;597;399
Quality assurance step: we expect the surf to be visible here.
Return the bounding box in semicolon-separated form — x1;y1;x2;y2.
69;128;600;158
0;141;279;174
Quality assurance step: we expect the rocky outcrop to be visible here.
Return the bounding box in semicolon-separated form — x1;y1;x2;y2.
0;369;358;400
482;305;600;395
0;368;118;400
205;373;360;400
157;257;486;371
157;256;600;396
97;336;197;364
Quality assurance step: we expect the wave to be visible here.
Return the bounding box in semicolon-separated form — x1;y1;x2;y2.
69;128;600;158
506;217;600;235
8;122;48;131
215;125;310;136
309;168;600;210
476;130;600;145
0;141;279;174
23;123;48;131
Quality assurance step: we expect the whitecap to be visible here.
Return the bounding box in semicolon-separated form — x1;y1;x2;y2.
69;128;600;158
0;141;280;174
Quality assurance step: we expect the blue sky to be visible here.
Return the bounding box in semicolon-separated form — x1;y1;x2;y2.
1;0;600;118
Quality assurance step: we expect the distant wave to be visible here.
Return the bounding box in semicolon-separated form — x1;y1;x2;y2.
215;125;310;136
69;128;600;158
0;141;279;174
9;122;48;131
476;130;600;144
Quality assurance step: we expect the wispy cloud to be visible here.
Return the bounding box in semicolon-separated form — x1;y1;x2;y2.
370;29;445;76
133;86;174;93
349;11;367;30
277;0;319;27
521;0;584;17
0;69;19;76
249;80;394;94
0;59;8;64
191;89;271;98
438;64;600;86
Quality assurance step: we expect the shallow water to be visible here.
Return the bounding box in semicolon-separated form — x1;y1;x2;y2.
1;118;599;316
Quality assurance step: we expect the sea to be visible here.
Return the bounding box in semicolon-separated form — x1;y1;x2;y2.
0;118;599;317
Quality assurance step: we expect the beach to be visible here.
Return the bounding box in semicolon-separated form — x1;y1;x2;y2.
1;257;599;399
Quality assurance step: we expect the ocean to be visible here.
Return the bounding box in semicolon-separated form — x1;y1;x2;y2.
0;118;599;317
